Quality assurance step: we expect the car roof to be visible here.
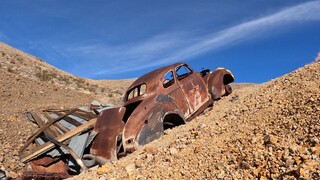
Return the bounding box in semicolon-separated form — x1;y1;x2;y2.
127;62;186;91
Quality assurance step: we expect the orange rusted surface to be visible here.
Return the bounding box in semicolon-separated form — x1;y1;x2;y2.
29;159;69;175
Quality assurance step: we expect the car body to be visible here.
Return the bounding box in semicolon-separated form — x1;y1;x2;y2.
89;62;234;164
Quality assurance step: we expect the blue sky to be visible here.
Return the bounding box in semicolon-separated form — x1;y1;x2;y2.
1;0;320;83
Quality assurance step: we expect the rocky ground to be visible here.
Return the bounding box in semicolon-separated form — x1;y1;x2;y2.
1;42;319;179
74;60;319;179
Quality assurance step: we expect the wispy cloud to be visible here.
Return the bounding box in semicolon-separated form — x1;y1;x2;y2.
65;1;320;78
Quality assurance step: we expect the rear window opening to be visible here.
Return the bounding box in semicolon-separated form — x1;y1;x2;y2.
126;84;147;101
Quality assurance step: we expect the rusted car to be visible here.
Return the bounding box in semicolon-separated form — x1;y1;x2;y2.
89;62;234;164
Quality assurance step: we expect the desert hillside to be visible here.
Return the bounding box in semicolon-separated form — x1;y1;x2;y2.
74;60;319;179
0;42;319;179
0;42;134;105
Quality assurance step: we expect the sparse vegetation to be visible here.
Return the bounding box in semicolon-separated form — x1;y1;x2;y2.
101;87;106;93
113;89;123;95
36;70;58;81
7;67;14;73
71;78;97;92
58;75;71;84
1;52;5;57
37;58;44;62
16;57;23;63
74;78;86;89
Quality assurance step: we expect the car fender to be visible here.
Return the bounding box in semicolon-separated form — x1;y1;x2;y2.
123;94;185;152
207;68;234;99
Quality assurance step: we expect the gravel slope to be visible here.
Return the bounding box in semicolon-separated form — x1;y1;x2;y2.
74;61;319;179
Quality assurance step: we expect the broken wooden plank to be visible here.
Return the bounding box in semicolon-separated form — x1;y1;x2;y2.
19;118;96;163
29;112;59;142
19;109;77;153
44;113;69;134
54;122;69;133
31;112;61;138
43;109;73;112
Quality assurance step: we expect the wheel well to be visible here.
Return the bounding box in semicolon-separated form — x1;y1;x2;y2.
223;74;234;85
163;113;185;130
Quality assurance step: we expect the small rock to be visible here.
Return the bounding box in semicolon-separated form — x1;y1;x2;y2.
8;115;18;121
260;176;268;180
285;157;294;167
169;147;178;155
135;159;143;168
300;155;309;161
296;167;308;179
253;168;260;176
144;146;157;155
125;163;136;173
239;161;251;169
144;154;153;164
216;172;225;179
294;157;302;165
8;171;18;179
269;136;278;144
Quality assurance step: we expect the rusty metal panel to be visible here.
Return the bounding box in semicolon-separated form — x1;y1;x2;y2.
90;107;126;164
29;159;69;175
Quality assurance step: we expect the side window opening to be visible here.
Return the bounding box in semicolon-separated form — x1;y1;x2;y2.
176;65;192;80
163;71;175;88
126;84;147;101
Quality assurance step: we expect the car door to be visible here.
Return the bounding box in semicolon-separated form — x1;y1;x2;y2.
174;64;208;116
162;70;190;117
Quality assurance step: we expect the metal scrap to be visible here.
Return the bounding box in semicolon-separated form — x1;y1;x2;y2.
19;103;104;177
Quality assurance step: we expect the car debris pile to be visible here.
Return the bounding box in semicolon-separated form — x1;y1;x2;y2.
19;62;234;178
19;101;113;179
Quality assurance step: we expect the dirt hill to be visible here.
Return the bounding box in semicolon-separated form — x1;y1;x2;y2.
0;42;133;106
74;60;319;179
1;42;319;179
